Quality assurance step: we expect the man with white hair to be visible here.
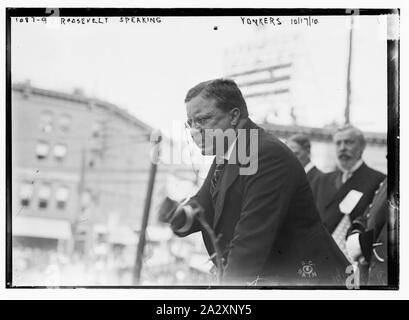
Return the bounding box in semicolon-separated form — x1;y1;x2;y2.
312;125;385;258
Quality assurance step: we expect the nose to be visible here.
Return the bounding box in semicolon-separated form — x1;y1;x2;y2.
189;127;204;140
192;122;202;130
338;141;347;151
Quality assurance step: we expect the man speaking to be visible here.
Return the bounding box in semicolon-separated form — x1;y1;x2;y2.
164;79;349;285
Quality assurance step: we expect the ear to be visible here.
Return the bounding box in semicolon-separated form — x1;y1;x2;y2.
230;107;241;125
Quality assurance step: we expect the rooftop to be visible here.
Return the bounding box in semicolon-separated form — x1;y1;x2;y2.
12;81;153;135
260;122;387;145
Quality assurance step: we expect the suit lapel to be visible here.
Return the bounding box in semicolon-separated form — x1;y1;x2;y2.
212;163;239;228
306;166;314;179
307;166;320;180
212;118;259;228
324;163;368;209
321;171;341;208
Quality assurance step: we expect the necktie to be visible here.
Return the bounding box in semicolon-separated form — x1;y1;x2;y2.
342;171;353;184
335;171;352;189
332;214;352;262
210;159;226;197
335;171;343;189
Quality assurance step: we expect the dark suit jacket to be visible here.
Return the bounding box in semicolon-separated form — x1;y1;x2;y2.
306;165;323;191
174;119;350;285
348;179;388;285
312;163;386;235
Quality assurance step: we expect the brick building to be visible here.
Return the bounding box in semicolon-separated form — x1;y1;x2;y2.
11;82;195;258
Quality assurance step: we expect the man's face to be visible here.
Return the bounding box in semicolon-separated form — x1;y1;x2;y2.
287;140;310;167
186;95;232;155
333;129;364;171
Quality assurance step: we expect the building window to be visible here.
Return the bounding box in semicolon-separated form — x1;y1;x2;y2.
56;186;69;210
92;121;103;138
38;183;51;209
40;111;53;133
36;141;49;160
54;143;67;161
59;114;71;132
19;182;33;207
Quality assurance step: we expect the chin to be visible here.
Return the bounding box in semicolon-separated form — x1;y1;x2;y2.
338;160;353;171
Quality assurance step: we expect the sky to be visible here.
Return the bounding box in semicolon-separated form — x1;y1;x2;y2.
11;15;388;138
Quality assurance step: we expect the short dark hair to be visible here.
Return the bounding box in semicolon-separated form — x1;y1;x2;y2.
184;78;249;118
288;134;311;152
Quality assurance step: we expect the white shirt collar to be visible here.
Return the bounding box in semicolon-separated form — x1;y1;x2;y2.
223;136;238;161
304;162;315;174
338;159;364;183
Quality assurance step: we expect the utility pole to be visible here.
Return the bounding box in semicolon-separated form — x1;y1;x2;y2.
133;131;161;284
73;147;89;258
77;148;87;204
345;16;354;124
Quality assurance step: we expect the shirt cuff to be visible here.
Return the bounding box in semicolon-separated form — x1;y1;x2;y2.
173;204;196;234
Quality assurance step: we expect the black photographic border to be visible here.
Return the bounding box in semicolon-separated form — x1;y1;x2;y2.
5;7;400;290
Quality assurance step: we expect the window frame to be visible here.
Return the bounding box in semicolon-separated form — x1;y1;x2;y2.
38;182;52;209
55;185;70;210
53;143;68;161
36;140;50;160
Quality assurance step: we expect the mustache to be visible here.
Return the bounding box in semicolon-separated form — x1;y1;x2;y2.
337;152;352;160
190;128;203;138
190;129;207;147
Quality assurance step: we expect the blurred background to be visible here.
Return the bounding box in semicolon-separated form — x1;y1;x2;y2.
10;15;387;286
